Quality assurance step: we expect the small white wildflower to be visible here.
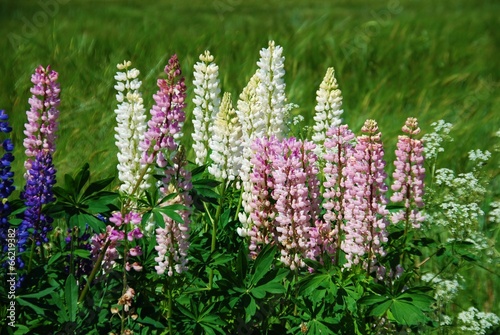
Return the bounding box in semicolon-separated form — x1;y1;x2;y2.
292;114;304;126
422;273;462;303
489;201;500;224
422;120;453;162
457;307;500;335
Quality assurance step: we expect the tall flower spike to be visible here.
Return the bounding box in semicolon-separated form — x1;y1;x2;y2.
256;40;289;139
271;138;321;269
17;66;60;263
23;65;60;172
246;137;322;268
321;125;356;262
391;117;425;230
140;54;186;167
192;50;221;165
155;149;193;276
342;120;389;271
246;137;279;252
0;110;15;253
208;92;243;182
312;67;344;157
114;61;149;195
17;152;57;254
237;73;265;234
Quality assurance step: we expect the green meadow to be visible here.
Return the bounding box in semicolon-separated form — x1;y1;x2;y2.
1;0;498;185
1;0;499;322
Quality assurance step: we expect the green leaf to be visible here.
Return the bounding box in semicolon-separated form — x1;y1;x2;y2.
251;244;276;285
250;286;266;299
19;286;57;299
82;176;115;199
298;273;331;296
192;179;221;188
137;316;166;328
370;299;392;317
64;174;76;195
390;299;428;326
244;296;257;323
153;210;165;229
257;281;285;295
72;249;91;259
236;246;248;280
157;207;184;224
47;252;63;266
13;325;30;335
195;187;221;199
79;213;105;233
65;275;78;322
359;294;390;306
16;297;46;315
75;163;91;192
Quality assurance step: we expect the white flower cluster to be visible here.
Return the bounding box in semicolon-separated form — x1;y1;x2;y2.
427;137;490;242
208;92;242;181
312;67;344;156
256;40;289;139
114;60;149;195
421;273;462;304
422;119;453;162
489;201;500;224
457;307;500;335
192;50;221;165
236;74;262;234
237;41;290;234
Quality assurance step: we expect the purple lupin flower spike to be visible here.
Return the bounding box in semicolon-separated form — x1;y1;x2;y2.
17;66;60;271
0;110;15;253
139;54;186;167
23;65;60;172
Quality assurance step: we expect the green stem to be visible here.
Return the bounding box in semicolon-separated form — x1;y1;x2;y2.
208;183;226;289
78;238;111;304
27;239;35;272
167;283;173;334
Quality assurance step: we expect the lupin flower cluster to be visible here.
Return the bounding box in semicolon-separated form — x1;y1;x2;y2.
208;92;243;182
391;117;425;229
237;41;290;233
255;40;289;139
247;136;321;269
18;66;60;259
155;149;192;276
140;55;186;167
192;50;221;165
341;120;389;269
114;60;149;195
312;67;344;157
321;124;356;259
0;110;15;253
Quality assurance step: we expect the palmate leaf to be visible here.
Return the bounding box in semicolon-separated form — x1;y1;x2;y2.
361;287;434;326
64;274;78;322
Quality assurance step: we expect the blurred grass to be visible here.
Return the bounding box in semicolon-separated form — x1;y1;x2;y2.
0;0;498;187
0;0;499;318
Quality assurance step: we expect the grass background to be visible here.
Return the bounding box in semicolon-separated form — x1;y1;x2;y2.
0;0;499;317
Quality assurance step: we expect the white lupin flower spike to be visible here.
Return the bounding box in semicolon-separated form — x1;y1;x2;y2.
312;67;344;157
192;50;221;165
